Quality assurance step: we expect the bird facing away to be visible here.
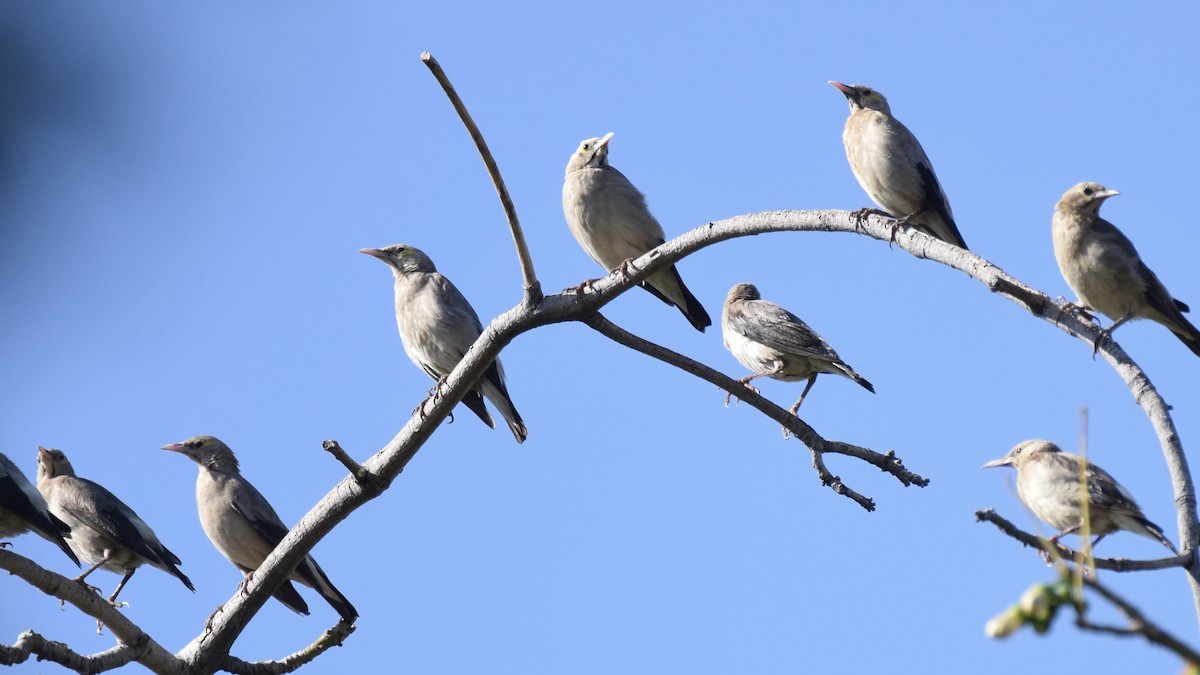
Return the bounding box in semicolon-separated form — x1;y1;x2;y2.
1052;181;1200;357
360;244;528;443
830;82;968;250
983;439;1177;554
0;452;79;566
162;435;357;622
721;283;874;419
562;132;712;332
35;447;194;604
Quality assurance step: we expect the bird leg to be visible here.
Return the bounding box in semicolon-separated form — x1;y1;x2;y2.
782;375;819;438
851;207;890;231
106;569;135;608
1091;312;1133;359
72;552;112;593
724;373;765;407
891;207;928;247
617;258;640;281
1058;298;1099;324
566;277;602;300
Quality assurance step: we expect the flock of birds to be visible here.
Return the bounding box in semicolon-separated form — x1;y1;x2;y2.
0;82;1189;626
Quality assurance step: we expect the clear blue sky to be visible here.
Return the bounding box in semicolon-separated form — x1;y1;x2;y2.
3;2;1199;673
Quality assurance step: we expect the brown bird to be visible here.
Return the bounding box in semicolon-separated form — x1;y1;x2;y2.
831;81;968;249
1052;181;1200;356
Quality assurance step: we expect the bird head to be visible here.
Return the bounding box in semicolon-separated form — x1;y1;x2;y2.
36;447;75;481
162;435;239;471
566;132;614;173
726;283;762;304
829;81;892;115
982;439;1061;471
1056;182;1119;216
358;244;437;275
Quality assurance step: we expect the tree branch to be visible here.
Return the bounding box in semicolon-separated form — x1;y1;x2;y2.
1078;575;1200;665
419;51;541;304
218;621;355;675
975;509;1190;572
583;312;928;511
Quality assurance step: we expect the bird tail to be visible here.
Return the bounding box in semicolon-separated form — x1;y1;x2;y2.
1167;313;1200;357
641;266;712;333
272;579;312;616
296;556;358;622
834;364;875;394
1117;513;1178;554
459;390;497;429
33;512;81;566
168;563;196;592
481;362;528;444
156;545;196;591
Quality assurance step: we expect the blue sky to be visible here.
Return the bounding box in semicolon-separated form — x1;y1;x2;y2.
3;1;1200;672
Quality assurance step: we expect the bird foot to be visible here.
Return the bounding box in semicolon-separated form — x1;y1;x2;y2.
72;578;101;595
1091;326;1116;360
724;378;760;407
566;278;601;300
204;604;226;635
851;207;889;231
617;259;639;281
95;619;106;635
107;599;129;609
1058;299;1099;324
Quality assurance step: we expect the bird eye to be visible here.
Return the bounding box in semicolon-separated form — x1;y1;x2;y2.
582;143;591;151
186;440;201;449
1082;186;1094;196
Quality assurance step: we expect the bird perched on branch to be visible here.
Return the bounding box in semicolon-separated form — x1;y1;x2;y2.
982;439;1177;554
1052;181;1200;357
830;82;968;250
163;435;357;622
0;452;79;565
562;132;712;332
35;447;193;605
361;244;528;443
721;283;874;427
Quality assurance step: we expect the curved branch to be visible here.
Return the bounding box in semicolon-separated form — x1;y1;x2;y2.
0;549;183;673
975;509;1191;572
584;313;928;510
1079;575;1200;665
219;621;356;675
420;52;541;304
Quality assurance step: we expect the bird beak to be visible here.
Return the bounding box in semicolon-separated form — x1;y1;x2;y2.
358;248;385;260
597;132;615;148
161;442;184;453
981;457;1012;469
1096;189;1120;200
829;81;854;97
36;447;51;464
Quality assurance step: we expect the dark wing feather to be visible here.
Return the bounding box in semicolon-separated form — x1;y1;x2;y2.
732;300;839;361
915;162;968;249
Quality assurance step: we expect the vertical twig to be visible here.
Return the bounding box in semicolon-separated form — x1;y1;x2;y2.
419;52;541;304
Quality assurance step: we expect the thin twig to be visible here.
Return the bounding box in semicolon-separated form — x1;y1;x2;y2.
321;440;378;487
1080;575;1200;665
419;52;541;304
583;312;928;511
975;509;1191;572
220;620;356;675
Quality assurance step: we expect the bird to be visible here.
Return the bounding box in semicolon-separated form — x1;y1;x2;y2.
0;451;79;566
830;81;968;250
162;435;357;622
721;283;874;422
983;439;1177;554
1052;181;1200;357
35;447;194;605
562;132;712;332
360;244;528;443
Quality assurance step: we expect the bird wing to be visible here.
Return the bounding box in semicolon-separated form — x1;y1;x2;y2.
228;479;292;552
57;477;175;565
730;300;839;361
1084;462;1144;516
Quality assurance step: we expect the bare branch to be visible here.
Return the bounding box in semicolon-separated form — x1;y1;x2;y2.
975;509;1190;572
219;621;356;675
0;548;183;673
321;440;378;488
583;312;928;511
419;52;540;304
1079;575;1200;665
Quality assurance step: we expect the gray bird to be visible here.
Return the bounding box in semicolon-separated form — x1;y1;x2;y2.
35;447;194;604
162;435;357;622
983;439;1177;554
1052;181;1200;357
562;132;712;332
360;244;528;443
0;452;79;566
830;82;968;250
722;283;874;417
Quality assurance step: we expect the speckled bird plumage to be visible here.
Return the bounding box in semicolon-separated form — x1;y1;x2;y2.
831;82;967;250
1052;181;1200;356
983;439;1176;553
722;283;874;413
163;435;357;621
562;133;712;332
361;244;528;443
